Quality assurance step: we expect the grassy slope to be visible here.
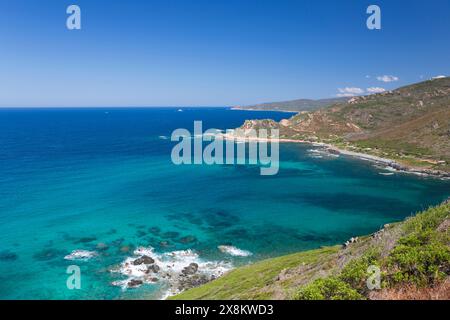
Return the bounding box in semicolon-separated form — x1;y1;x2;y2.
172;202;449;300
171;246;340;300
237;78;450;171
336;78;450;166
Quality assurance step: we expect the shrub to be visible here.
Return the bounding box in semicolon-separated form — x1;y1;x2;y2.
294;277;364;300
403;204;449;234
387;235;450;287
386;204;450;287
339;249;381;294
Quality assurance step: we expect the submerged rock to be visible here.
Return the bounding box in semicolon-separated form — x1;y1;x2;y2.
111;238;124;246
179;236;197;244
106;228;117;235
136;230;147;238
96;243;109;251
73;236;97;244
33;248;65;261
149;227;161;235
159;241;171;248
0;250;18;261
120;245;132;253
162;231;180;239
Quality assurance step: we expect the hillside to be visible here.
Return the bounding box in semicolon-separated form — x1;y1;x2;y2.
232;78;450;172
172;201;450;300
233;97;348;112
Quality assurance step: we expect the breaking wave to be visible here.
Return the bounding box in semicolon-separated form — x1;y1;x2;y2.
110;247;232;299
218;245;252;257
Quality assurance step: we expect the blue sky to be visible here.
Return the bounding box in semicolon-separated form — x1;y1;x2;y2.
0;0;449;107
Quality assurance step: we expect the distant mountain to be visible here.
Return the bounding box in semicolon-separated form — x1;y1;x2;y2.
234;77;450;172
233;97;349;112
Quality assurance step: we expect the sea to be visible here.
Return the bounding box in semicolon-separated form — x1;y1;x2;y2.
0;107;448;299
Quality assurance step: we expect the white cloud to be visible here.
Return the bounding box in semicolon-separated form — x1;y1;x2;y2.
337;93;357;97
336;87;364;97
376;75;399;82
339;87;364;94
366;87;386;93
431;75;446;79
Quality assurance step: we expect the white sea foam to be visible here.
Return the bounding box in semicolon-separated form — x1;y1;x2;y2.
159;135;169;140
218;245;252;257
64;250;97;261
111;247;232;299
307;149;339;158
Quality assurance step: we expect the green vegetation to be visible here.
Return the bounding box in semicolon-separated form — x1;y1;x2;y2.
353;139;432;158
184;79;450;300
339;249;381;295
386;204;450;287
293;250;381;300
387;236;449;286
172;202;449;300
171;246;340;300
294;277;363;300
295;202;450;300
238;78;450;171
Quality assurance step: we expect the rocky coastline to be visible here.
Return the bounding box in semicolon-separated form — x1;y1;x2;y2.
218;132;450;180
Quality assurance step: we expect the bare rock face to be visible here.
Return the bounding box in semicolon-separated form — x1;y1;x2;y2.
178;274;212;292
182;263;199;276
132;255;155;265
146;264;160;274
241;119;280;130
127;279;143;288
437;218;450;233
343;237;359;248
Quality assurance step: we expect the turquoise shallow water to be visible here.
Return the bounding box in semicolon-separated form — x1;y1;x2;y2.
0;107;449;299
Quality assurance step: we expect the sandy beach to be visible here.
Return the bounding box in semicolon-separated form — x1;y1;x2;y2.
218;132;450;179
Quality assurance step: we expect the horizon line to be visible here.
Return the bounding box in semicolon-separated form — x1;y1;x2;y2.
0;105;233;109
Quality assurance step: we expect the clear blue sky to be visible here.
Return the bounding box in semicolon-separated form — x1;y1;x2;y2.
1;0;449;107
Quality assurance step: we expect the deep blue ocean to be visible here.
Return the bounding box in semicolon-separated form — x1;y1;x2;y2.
0;107;448;299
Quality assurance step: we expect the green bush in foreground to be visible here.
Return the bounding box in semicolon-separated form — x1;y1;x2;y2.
173;204;448;300
387;203;450;287
387;233;450;287
296;204;449;300
296;250;381;300
339;249;381;295
294;277;364;300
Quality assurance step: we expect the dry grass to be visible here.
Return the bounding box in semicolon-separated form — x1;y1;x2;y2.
369;278;450;300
